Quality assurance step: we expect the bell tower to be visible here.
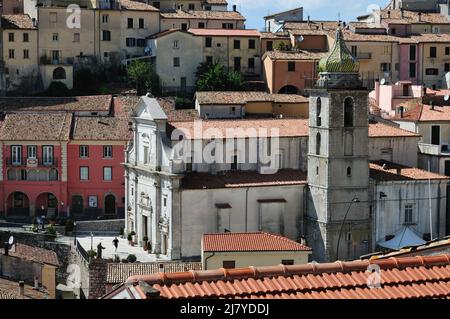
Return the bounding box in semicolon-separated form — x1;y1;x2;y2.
306;30;371;262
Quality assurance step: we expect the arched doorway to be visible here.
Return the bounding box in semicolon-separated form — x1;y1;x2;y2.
52;67;66;80
35;193;58;217
278;85;299;94
7;192;30;217
104;194;116;215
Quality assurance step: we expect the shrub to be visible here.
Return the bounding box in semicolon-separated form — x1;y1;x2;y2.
65;219;75;235
87;250;97;258
127;234;132;242
126;254;137;263
46;225;57;236
142;236;148;243
46;81;70;97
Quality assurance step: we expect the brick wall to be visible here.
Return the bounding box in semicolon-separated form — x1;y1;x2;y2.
88;259;108;299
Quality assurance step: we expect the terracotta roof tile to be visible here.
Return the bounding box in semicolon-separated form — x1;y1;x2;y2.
0;113;72;141
0;243;59;266
119;0;159;11
0;278;48;299
161;10;245;21
370;160;449;181
260;32;290;39
368;122;420;137
393;103;450;122
196;91;308;105
205;0;228;4
264;50;326;60
116;255;450;299
158;98;198;122
181;170;308;189
107;262;202;284
72;116;131;141
283;21;340;31
202;232;311;252
188;28;259;37
1;14;36;29
380;9;450;25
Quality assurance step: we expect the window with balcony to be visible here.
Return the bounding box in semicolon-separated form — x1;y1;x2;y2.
80;167;89;180
27;146;37;159
431;125;440;145
80;145;89;158
11;145;22;165
103;167;112;181
42;146;53;165
103;145;113;158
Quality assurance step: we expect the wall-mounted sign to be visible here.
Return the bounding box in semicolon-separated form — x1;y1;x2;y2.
88;196;98;208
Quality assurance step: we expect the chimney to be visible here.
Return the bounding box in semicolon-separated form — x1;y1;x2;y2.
19;281;25;297
232;5;236;12
34;277;39;289
300;236;306;246
430;101;435;110
307;15;310;24
396;167;401;175
400;106;404;118
321;22;324;30
418;12;422;22
32;18;37;28
387;10;391;18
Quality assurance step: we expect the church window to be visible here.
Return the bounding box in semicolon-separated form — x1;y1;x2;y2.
316;133;321;155
347;166;352;176
316;98;322;126
344;97;354;127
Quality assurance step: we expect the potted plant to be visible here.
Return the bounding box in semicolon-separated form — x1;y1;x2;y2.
119;227;124;239
126;254;137;263
130;231;136;244
127;233;133;244
143;236;149;251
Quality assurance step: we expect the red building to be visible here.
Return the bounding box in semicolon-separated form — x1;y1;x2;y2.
0;95;133;221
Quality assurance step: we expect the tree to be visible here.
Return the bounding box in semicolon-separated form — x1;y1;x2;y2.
195;62;244;91
46;81;70;96
127;60;159;96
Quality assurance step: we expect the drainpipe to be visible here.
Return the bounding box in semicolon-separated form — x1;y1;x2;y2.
245;187;249;231
203;252;215;270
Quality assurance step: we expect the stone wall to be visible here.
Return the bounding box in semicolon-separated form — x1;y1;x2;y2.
88;259;108;299
74;219;124;235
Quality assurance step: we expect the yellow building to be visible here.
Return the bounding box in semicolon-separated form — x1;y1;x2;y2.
151;0;228;11
160;10;245;31
201;232;312;270
1;14;39;92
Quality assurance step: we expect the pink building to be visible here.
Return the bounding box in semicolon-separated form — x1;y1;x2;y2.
0;95;132;221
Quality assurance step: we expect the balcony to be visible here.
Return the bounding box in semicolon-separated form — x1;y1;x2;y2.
418;143;450;156
6;157;59;168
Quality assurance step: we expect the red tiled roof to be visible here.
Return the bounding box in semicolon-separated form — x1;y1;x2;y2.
161;10;245;21
188;28;260;37
202;232;311;252
1;14;36;29
119;0;159;11
368;122;420;137
116;254;450;299
0;244;59;267
72;116;131;141
370;160;449;181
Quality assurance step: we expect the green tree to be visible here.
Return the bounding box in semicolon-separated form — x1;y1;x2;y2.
127;60;159;96
46;82;70;97
195;62;244;91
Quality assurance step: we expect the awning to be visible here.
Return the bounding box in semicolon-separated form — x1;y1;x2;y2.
377;226;426;250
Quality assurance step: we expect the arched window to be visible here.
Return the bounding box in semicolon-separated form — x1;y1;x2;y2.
53;67;66;80
344;97;354;127
347;166;352;176
316;132;321;155
316;98;322;127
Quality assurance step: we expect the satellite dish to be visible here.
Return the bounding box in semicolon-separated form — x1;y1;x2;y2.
444;95;450;102
297;35;304;42
8;236;14;245
380;78;386;85
8;236;15;253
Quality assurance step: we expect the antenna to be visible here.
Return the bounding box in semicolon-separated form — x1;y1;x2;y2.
380;78;386;85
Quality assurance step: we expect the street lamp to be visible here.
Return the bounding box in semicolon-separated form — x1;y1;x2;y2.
90;232;94;252
336;196;360;261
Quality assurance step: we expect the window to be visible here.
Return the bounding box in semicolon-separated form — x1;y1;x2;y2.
380;63;391;72
137;39;146;47
222;23;233;29
430;46;437;58
231;155;238;170
281;260;294;265
27;146;37;159
404;204;414;224
103;145;113;158
409;45;416;60
8;33;14;42
23;33;29;42
222;261;235;269
391;28;396;35
316;98;322;126
80;167;89;180
52;33;58;41
11;146;22;165
52;67;66;80
446;47;450;55
347;167;352;177
198;22;205;28
127;18;133;28
409;63;416;78
102;14;109;23
42;146;53;165
79;145;89;158
181;23;188;31
102;30;111;41
188;3;195;10
23;50;29;59
206;56;213;64
234;57;241;72
288;61;295;72
248;39;256;49
266;41;273;51
248;57;255;69
139;18;144;29
233;40;240;49
173;57;180;67
126;38;136;47
344;97;354;127
9;49;14;59
316;133;321;155
346;232;352;241
205;37;212;47
103;167;112;181
173;40;179;49
351;45;357;57
445;63;450;73
143;145;149;164
88;195;97;208
426;68;439;75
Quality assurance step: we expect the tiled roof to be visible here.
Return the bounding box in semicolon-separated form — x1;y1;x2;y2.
380;9;450;25
202;232;311;252
181;170;308;189
0;278;48;299
147;29;183;39
118;254;450;299
113;95;141;117
393;103;450;122
330;29;401;43
188;28;259;37
196;91;308;105
72;116;131;141
205;0;228;4
0;113;72;141
260;32;290;39
370;160;449;181
283;21;340;31
158;98;198;122
264;50;326;61
0;95;113;113
399;33;450;44
119;0;159;11
169;118;421;140
368;122;420;138
1;14;36;29
161;10;245;21
0;243;60;266
107;262;202;284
